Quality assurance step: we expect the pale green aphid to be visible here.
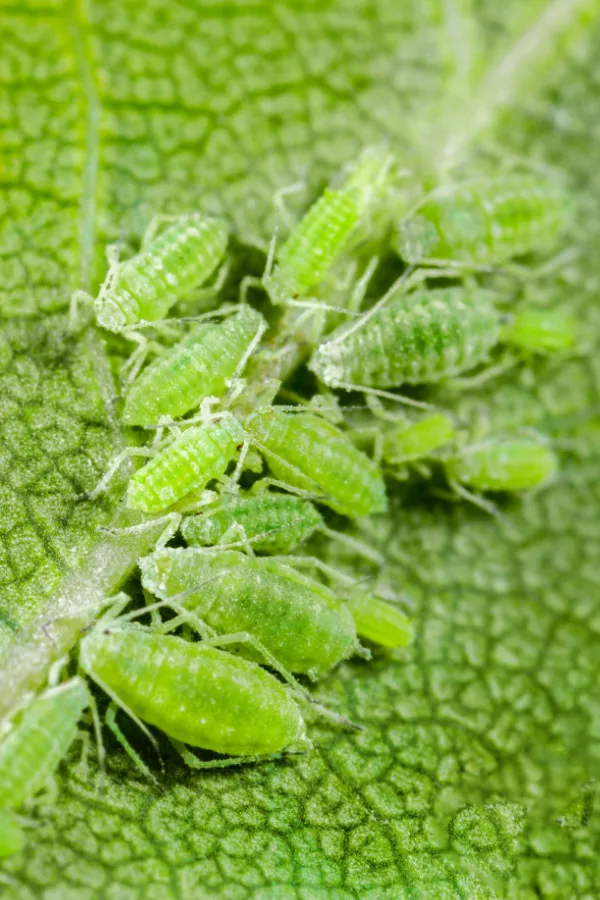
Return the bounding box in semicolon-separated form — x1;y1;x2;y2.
245;408;387;517
181;493;324;554
0;678;89;857
122;306;267;426
80;624;309;767
445;436;558;497
395;175;570;266
140;547;361;678
346;590;414;649
500;308;577;354
263;148;390;305
90;214;229;333
382;413;456;468
127;414;246;513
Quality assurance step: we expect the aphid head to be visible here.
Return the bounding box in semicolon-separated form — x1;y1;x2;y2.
94;294;131;332
217;413;246;444
395;214;439;264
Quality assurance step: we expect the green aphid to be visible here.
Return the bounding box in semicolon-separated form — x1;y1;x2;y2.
500;308;576;354
140;548;361;678
92;214;229;332
80;626;309;763
0;678;89;857
382;413;456;468
395;175;570;265
122;306;266;426
245;408;387;517
445;436;558;495
181;494;324;554
127;414;246;513
346;590;414;649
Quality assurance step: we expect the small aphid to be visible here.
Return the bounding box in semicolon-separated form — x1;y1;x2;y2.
127;414;246;513
244;408;387;517
309;287;501;389
382;413;456;467
445;436;558;495
264;150;390;305
346;590;414;649
395;175;570;266
80;626;308;760
181;493;324;554
0;678;89;856
122;306;266;426
92;214;229;332
140;548;360;677
500;308;576;354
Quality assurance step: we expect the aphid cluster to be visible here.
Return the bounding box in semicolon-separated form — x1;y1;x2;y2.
1;152;577;854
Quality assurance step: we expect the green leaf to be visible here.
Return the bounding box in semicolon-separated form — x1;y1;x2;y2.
1;1;600;897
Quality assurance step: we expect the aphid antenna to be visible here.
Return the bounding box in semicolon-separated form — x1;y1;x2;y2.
96;511;181;550
285;299;361;317
318;525;384;567
337;382;440;413
275;554;360;588
121;304;239;334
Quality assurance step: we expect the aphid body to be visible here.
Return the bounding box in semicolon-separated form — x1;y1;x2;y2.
182;493;323;554
0;677;88;856
383;413;456;466
245;408;387;516
127;414;245;513
500;308;576;354
122;306;266;425
346;590;414;649
140;548;359;677
395;175;570;265
445;437;558;493
309;287;500;389
80;627;307;757
96;214;229;332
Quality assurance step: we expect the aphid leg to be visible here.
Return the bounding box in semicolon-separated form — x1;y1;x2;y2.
218;522;256;557
73;728;91;780
446;478;501;518
140;213;193;248
224;319;268;405
189;258;231;308
339;383;438;413
169;739;291;770
317;525;384;567
68;290;94;334
78;447;156;501
347;255;380;315
202;630;362;731
239;275;266;305
97;512;181;549
447;354;518;390
275;555;358;587
227;440;251;493
105;703;157;781
248;477;327;504
47;656;69;687
120;338;164;388
347;425;385;462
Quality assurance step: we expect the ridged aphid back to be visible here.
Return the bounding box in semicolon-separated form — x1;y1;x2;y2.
309;287;501;388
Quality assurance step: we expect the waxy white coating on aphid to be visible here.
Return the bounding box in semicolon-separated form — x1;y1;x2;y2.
0;679;88;814
80;627;308;757
96;214;229;332
122;306;266;425
127;414;245;513
140;548;359;677
181;493;324;554
245;408;387;517
445;437;558;493
395;175;571;265
346;590;414;649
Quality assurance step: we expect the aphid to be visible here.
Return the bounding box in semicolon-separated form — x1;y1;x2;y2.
80;624;309;763
0;678;89;856
91;214;229;332
444;436;558;500
140;548;361;678
181;493;324;554
346;590;414;649
309;286;501;389
263;149;390;305
127;414;246;513
244;408;387;517
382;413;456;467
500;308;576;354
0;810;24;858
122;306;266;426
394;175;570;266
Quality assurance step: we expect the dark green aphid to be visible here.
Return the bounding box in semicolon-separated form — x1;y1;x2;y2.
80;626;308;761
445;436;558;495
182;494;324;554
140;548;360;678
395;175;570;266
310;287;501;389
346;590;414;649
382;413;456;467
93;214;229;332
245;408;387;517
122;306;266;426
127;414;246;513
0;678;89;856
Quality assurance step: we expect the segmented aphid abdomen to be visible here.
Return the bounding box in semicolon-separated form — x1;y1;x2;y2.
122;307;265;425
309;288;501;388
445;438;558;492
266;189;361;304
127;416;245;513
245;409;387;516
0;679;88;810
181;494;323;553
141;548;358;677
81;629;306;756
